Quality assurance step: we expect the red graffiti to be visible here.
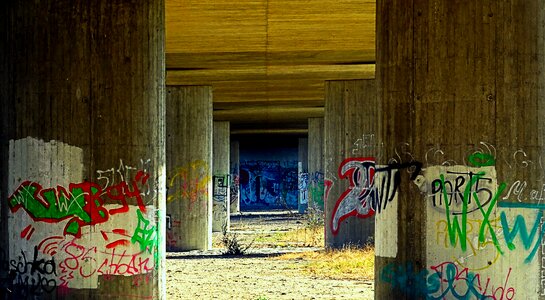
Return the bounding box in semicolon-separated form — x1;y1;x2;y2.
330;157;376;235
57;238;155;288
8;171;150;238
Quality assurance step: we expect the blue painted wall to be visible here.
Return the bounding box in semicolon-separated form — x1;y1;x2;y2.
239;136;299;210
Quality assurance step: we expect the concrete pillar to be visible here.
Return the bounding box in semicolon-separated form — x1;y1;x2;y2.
308;118;325;211
376;0;545;298
1;1;165;298
166;86;212;251
324;79;378;248
212;121;230;232
230;139;240;214
298;138;309;213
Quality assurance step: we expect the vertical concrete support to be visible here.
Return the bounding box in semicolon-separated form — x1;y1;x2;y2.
376;0;545;299
1;0;165;298
212;121;230;232
230;139;241;214
308;118;325;211
324;79;377;248
166;86;212;251
298;138;309;213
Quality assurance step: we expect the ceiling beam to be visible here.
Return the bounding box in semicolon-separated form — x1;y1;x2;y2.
231;128;308;135
166;64;374;84
214;107;323;123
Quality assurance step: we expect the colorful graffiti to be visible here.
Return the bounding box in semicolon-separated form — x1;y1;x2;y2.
425;161;545;263
403;150;545;298
329;157;421;235
8;171;150;238
239;160;299;209
4;205;160;292
7;138;160;297
381;261;515;299
167;160;210;208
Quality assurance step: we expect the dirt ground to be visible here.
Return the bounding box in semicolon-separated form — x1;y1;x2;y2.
165;211;374;300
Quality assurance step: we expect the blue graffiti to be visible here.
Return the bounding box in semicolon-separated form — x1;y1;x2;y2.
381;261;515;299
239;161;299;209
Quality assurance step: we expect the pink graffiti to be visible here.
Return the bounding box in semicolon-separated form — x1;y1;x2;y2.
57;238;155;288
330;157;376;235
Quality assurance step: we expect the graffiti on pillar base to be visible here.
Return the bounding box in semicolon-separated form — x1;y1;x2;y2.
380;261;515;299
0;246;58;297
423;166;545;264
213;175;229;226
167;160;210;209
166;217;182;251
330;157;421;235
8;171;150;238
6;141;160;295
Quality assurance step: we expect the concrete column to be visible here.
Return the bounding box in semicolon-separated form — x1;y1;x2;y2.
230;139;240;214
1;1;165;298
212;121;230;232
166;86;212;251
324;79;377;248
298;138;309;213
308;118;325;211
376;0;545;298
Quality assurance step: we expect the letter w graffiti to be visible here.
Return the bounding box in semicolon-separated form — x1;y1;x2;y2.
501;210;545;263
9;181;109;238
441;172;504;254
330;158;376;235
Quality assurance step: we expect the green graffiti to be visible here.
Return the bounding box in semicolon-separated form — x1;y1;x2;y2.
473;179;505;255
440;171;505;254
132;209;158;254
309;182;324;209
440;174;468;251
8;181;108;237
308;172;325;210
467;153;495;167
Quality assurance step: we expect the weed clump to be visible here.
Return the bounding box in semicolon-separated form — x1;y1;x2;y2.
221;223;254;256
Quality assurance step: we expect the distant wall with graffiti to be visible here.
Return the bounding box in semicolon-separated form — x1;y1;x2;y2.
5;137;159;298
239;160;299;210
375;143;545;299
239;137;299;210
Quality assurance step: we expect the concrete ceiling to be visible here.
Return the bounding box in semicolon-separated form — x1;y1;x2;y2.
166;0;376;134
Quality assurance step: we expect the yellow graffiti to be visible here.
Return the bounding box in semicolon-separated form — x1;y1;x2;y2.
435;218;503;271
167;160;210;206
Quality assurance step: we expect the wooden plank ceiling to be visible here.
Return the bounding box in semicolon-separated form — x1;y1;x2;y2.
166;0;376;134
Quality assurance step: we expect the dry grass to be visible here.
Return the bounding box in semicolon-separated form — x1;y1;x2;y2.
254;226;324;248
273;246;375;281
